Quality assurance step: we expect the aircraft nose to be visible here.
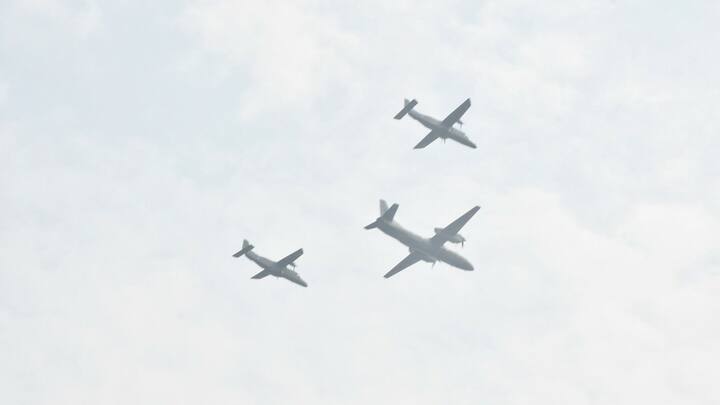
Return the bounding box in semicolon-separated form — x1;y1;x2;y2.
460;258;474;271
458;137;476;149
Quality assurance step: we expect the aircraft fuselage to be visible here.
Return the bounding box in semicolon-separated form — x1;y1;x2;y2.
376;218;474;271
245;250;308;287
408;109;477;149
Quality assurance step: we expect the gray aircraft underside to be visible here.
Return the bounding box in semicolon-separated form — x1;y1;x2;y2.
365;200;481;278
232;240;308;287
394;98;477;149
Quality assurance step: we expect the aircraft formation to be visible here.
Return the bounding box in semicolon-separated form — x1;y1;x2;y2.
234;98;479;287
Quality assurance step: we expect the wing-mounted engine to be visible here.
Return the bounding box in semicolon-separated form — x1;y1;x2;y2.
433;227;466;246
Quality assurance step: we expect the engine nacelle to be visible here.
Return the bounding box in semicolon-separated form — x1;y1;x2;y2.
433;227;466;245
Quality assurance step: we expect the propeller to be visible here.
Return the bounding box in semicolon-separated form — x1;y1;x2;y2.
433;227;466;246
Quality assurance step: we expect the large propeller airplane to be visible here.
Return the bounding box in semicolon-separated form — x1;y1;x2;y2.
232;240;308;287
365;200;480;278
394;98;476;149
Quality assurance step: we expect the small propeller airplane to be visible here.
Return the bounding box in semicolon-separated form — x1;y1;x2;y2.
232;240;308;287
365;200;480;278
394;98;476;149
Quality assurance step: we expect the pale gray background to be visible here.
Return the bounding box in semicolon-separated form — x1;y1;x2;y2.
1;0;719;404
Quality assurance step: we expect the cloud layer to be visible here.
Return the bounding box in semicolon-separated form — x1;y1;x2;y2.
1;1;719;404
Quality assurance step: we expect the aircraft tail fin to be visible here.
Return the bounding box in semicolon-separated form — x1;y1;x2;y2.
366;200;397;229
379;199;389;215
394;98;418;119
232;239;254;257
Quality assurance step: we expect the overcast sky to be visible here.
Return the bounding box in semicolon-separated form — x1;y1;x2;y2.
1;0;719;404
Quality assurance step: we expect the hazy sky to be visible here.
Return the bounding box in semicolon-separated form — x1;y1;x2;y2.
1;1;719;404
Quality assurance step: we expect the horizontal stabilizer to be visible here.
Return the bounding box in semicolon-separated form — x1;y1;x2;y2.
381;203;399;221
394;99;418;119
366;200;398;229
232;244;254;257
364;221;378;230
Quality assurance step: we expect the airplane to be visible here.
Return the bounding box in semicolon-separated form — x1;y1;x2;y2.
393;98;476;149
232;240;308;287
364;200;480;278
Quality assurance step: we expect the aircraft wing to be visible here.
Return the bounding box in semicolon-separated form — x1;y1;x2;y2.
430;206;480;246
251;269;272;279
275;248;304;268
440;98;471;127
414;129;441;149
384;252;422;278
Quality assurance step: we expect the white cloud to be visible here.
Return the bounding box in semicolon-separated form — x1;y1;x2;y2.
0;81;7;105
180;0;363;117
1;0;719;404
6;0;102;38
